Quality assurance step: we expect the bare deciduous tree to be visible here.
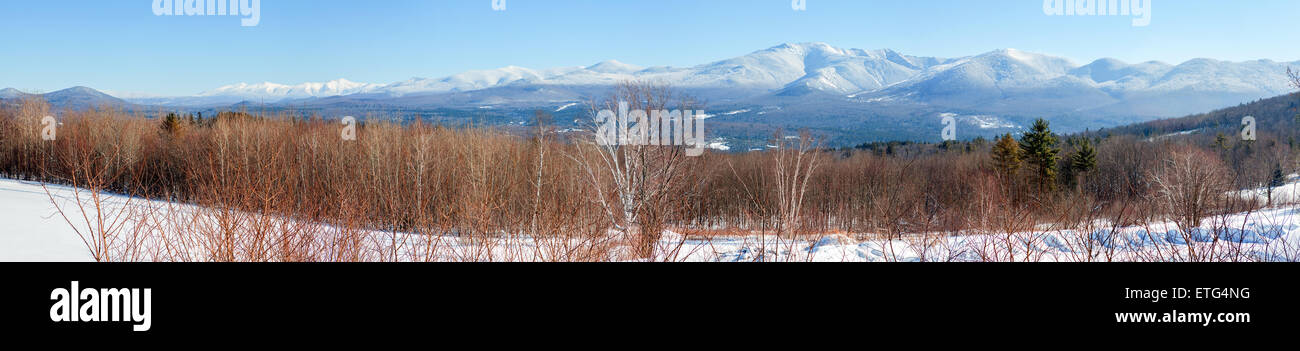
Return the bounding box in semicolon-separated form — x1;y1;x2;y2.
771;130;822;235
1289;67;1300;92
1149;147;1232;260
572;81;701;258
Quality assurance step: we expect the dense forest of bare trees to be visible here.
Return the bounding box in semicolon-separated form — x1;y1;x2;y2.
2;79;1299;261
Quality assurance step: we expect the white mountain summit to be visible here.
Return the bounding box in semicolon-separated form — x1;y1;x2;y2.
178;43;954;101
130;43;1299;118
198;78;384;100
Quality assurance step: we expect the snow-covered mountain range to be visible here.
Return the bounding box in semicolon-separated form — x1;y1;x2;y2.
7;42;1297;144
126;42;1296;114
201;78;383;99
852;48;1296;117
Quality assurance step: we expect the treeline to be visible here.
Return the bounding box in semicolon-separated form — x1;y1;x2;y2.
1;85;1297;260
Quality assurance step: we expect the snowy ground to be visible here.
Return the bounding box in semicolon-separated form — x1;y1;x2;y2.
3;177;1299;262
1235;174;1300;205
0;179;97;261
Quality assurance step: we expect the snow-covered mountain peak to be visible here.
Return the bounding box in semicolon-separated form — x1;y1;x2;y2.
765;42;843;54
976;49;1077;75
198;79;383;100
585;60;643;74
128;43;1300;118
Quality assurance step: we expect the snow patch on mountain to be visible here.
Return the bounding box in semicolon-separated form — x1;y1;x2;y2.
555;102;580;112
199;78;383;101
941;113;1018;129
585;60;643;74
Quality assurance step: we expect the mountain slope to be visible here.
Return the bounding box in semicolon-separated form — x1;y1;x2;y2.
0;88;30;100
857;51;1298;121
124;43;1296;126
1103;92;1300;139
858;49;1112;112
155;43;952;102
0;87;132;110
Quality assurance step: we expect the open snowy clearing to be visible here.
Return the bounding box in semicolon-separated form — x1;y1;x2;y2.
0;179;97;261
3;177;1299;262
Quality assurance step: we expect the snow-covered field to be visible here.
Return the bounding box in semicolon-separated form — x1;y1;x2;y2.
0;179;98;261
3;177;1299;262
1236;174;1300;205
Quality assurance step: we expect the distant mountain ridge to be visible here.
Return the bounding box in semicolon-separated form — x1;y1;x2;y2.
141;43;959;104
0;86;133;111
95;43;1298;126
5;43;1298;145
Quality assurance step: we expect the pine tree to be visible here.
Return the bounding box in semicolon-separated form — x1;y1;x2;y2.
1271;165;1286;188
991;133;1022;179
1070;138;1097;174
1267;164;1287;206
1069;138;1098;190
161;112;180;135
1020;118;1060;193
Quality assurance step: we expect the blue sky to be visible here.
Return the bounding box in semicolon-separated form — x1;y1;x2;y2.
2;0;1298;96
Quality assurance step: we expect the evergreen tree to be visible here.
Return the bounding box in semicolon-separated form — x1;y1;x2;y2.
1271;164;1286;188
1070;138;1097;174
991;133;1022;179
1267;164;1287;206
161;112;181;135
1058;158;1076;190
1068;138;1098;190
1020;118;1060;193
